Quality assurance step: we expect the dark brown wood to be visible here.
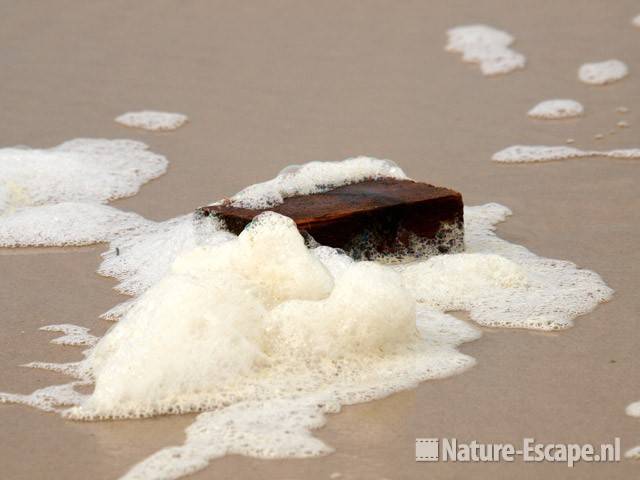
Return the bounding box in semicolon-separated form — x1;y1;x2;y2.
196;179;464;260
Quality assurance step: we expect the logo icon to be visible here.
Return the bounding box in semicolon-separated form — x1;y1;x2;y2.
416;438;439;462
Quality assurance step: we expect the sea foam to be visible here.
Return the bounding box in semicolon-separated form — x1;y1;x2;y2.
0;158;613;479
578;60;629;85
115;111;188;131
445;25;526;76
527;99;584;119
492;145;640;163
40;324;99;347
0;139;166;247
626;401;640;459
626;401;640;418
226;157;407;209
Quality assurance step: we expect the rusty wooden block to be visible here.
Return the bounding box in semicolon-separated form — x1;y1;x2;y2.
196;178;464;260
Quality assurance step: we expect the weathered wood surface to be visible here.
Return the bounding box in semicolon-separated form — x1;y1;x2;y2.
197;179;464;260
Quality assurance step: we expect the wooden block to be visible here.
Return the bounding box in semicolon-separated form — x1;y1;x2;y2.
196;178;464;260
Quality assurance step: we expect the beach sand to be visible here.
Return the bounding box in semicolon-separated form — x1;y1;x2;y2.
1;1;639;478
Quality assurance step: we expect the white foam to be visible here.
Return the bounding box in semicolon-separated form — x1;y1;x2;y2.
626;446;640;459
0;203;151;247
109;308;477;480
40;324;99;347
626;401;640;418
0;139;167;247
527;99;584;119
445;25;526;76
121;397;335;479
0;139;166;209
492;145;640;163
98;214;232;297
578;60;629;85
226;157;408;209
402;205;612;330
633;14;640;28
67;213;437;420
626;401;640;461
0;381;89;413
115;111;188;131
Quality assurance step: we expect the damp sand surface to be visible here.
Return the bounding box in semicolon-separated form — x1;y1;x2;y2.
1;1;639;479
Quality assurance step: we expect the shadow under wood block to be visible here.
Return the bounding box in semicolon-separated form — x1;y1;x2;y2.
197;179;464;260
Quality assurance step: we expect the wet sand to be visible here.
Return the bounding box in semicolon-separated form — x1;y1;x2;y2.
1;1;639;478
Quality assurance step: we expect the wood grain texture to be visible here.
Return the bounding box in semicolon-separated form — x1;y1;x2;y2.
197;179;464;259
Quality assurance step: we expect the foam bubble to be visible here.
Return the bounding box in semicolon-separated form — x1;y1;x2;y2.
578;60;629;85
226;157;408;209
115;111;188;131
527;99;584;119
0;139;167;247
492;145;640;163
445;25;526;76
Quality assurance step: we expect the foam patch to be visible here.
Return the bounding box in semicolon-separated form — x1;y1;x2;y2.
445;24;526;76
527;99;584;119
0;203;151;247
226;157;407;209
399;205;612;330
626;401;640;418
625;401;640;461
115;111;188;131
98;214;232;297
0;139;167;247
39;324;99;347
492;145;640;163
0;139;166;209
578;60;629;85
